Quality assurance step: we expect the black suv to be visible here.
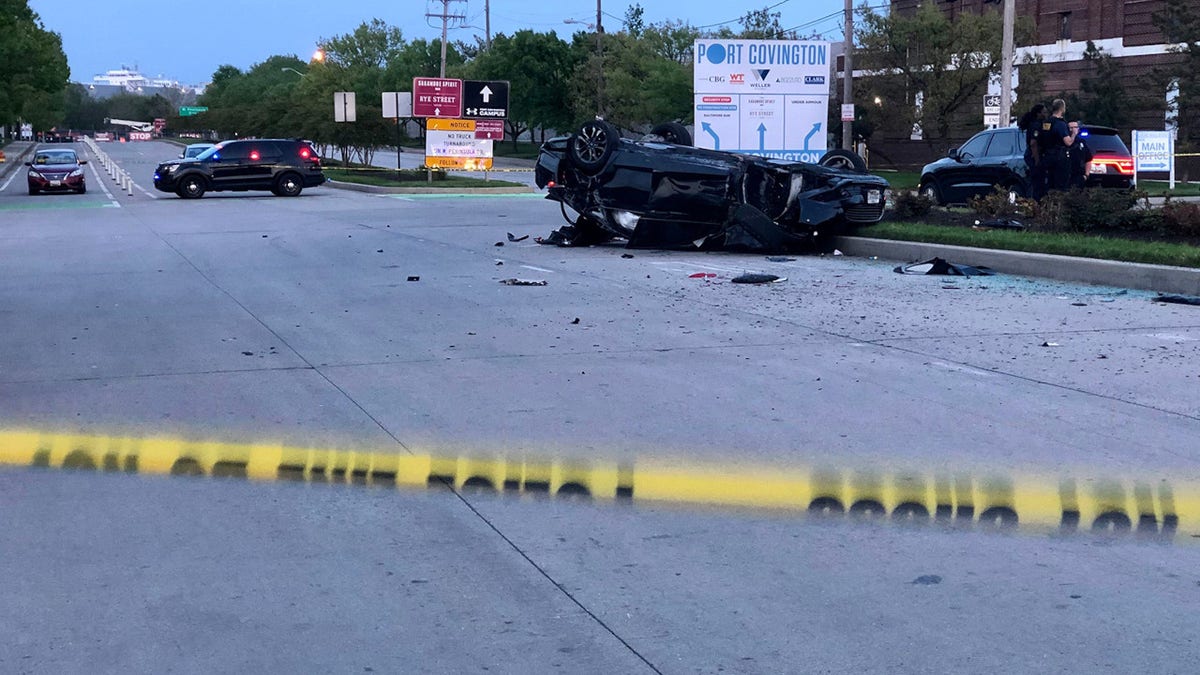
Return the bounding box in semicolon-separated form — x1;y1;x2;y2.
153;138;324;199
918;125;1133;205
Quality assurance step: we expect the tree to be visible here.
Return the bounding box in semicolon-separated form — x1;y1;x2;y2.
464;30;575;147
596;33;692;132
1153;0;1200;145
1062;42;1133;128
0;1;69;131
856;2;1021;141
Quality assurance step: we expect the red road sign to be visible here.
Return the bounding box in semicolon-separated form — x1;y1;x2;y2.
474;120;504;140
413;78;463;118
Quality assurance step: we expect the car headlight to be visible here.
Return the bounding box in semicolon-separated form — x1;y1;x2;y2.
29;170;43;179
69;169;83;178
165;164;179;174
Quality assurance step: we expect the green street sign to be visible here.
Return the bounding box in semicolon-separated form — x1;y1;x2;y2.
179;106;209;117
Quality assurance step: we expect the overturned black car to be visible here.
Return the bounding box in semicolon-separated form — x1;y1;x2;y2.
534;120;889;252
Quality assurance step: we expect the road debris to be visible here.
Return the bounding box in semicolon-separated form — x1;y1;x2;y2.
688;272;718;279
621;253;635;259
895;257;993;277
506;233;529;242
1041;341;1060;347
1153;294;1200;306
407;276;420;282
765;256;796;262
494;241;504;247
571;318;581;324
499;278;547;286
732;273;786;284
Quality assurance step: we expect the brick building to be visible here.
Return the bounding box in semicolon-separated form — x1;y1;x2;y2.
865;0;1186;168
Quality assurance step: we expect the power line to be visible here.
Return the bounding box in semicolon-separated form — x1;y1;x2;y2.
695;0;796;30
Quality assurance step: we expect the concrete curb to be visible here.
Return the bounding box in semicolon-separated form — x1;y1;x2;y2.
0;143;36;182
326;179;534;195
833;236;1200;295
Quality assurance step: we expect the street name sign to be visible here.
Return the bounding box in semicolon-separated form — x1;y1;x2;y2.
413;78;463;118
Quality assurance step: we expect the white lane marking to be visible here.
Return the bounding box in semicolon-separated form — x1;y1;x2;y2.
131;179;158;199
650;261;756;275
928;361;997;377
1;168;19;191
1147;333;1198;342
520;265;554;273
85;156;121;208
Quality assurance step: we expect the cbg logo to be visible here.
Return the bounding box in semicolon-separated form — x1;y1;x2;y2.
698;75;727;83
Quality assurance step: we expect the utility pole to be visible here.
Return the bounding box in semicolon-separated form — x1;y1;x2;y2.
1000;0;1015;126
485;0;491;50
842;0;853;151
426;0;467;78
597;0;605;117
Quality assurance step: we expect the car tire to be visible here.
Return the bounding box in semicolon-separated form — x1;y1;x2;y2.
176;175;207;199
918;179;942;206
818;149;867;173
77;185;86;194
568;120;619;175
274;173;303;197
28;187;37;196
647;122;692;146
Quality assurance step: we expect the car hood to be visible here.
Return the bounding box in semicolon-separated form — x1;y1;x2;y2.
921;157;961;175
158;159;203;168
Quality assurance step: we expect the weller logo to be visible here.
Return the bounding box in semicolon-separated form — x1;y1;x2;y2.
750;69;772;88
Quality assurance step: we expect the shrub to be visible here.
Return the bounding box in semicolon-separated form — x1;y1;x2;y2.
890;190;933;219
1161;201;1200;238
969;186;1028;219
1027;188;1146;232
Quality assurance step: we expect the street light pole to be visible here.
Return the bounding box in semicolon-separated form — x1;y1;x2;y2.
842;0;853;151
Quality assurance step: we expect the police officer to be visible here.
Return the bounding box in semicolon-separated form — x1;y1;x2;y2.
1067;120;1094;189
1038;99;1077;193
1018;103;1048;199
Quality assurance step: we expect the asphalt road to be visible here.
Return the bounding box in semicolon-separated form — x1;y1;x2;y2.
2;139;1200;673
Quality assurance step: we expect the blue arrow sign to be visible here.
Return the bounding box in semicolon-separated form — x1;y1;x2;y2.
803;123;822;151
757;123;767;151
702;122;720;150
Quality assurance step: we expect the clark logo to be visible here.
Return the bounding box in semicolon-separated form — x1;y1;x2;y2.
804;75;826;85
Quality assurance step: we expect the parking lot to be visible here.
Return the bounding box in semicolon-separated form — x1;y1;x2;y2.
3;139;1200;672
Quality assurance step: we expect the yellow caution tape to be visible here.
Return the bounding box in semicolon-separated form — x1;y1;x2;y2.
1;429;1193;542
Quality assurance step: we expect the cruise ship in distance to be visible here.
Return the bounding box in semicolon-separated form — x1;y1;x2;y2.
92;66;181;91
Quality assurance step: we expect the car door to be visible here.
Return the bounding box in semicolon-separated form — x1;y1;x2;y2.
977;129;1025;196
209;142;252;190
939;132;993;204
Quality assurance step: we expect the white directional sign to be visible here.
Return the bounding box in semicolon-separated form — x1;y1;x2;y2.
1134;130;1173;172
693;39;832;162
334;92;357;122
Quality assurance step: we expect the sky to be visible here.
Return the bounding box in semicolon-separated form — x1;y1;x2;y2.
28;0;854;86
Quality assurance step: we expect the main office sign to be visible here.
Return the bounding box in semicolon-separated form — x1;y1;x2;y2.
693;39;831;163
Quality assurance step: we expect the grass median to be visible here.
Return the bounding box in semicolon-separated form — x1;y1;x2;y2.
855;221;1200;269
325;166;527;189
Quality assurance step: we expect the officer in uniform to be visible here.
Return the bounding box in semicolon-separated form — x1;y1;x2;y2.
1018;103;1047;199
1067;120;1094;189
1037;99;1077;193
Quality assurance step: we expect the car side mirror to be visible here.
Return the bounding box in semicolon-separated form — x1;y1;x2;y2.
179;153;185;158
947;148;961;161
24;161;31;166
79;160;87;165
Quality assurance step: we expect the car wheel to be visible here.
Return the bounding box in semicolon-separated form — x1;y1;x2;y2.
177;175;206;199
568;120;619;175
918;179;942;206
77;185;86;194
28;187;38;196
647;122;692;146
274;173;303;197
818;149;867;173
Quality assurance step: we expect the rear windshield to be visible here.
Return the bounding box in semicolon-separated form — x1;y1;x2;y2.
1082;129;1128;153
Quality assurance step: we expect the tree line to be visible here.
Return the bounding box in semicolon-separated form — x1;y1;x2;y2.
6;0;1200;155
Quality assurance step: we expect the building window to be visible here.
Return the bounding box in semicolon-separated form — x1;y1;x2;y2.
1059;12;1072;41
